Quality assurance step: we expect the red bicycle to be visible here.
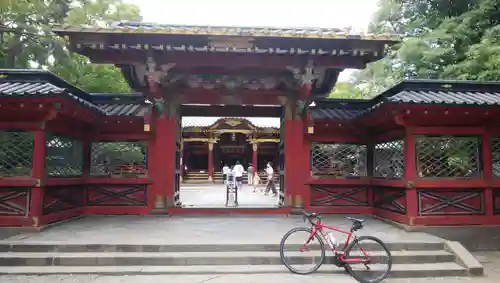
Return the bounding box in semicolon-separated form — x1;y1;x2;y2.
279;211;392;283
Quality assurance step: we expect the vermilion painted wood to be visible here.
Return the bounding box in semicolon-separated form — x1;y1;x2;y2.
29;128;46;227
0;216;33;227
86;206;149;215
414;180;488;188
284;119;302;205
371;179;406;188
403;132;418;224
309;206;374;215
411;215;500;226
78;50;366;69
46;178;85;186
307;178;370;185
0;179;37;187
86;178;151;184
307;134;366;143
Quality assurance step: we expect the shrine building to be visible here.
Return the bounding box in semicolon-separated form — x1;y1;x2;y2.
0;22;500;228
180;117;280;183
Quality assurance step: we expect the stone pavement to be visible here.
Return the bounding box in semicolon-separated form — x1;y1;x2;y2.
0;273;497;283
180;184;279;207
1;215;441;244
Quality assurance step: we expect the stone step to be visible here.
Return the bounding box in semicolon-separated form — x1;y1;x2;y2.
0;242;445;253
0;263;468;277
0;250;454;266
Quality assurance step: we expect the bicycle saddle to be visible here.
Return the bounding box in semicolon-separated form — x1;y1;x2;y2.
303;212;320;218
346;216;365;223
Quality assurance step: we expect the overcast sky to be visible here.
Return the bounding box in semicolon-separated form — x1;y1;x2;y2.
124;0;379;82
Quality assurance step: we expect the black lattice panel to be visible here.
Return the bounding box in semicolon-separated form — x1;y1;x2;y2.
90;141;147;177
0;131;34;177
86;185;147;206
416;136;480;178
43;186;84;215
311;186;369;206
46;134;83;177
491;137;500;178
311;143;367;178
372;187;406;214
373;140;404;179
0;188;29;216
418;189;484;215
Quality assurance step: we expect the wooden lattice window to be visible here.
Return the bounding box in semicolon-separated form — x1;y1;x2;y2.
46;134;83;177
416;135;480;178
311;143;367;178
373;140;404;179
491;137;500;178
90;141;147;177
0;130;34;177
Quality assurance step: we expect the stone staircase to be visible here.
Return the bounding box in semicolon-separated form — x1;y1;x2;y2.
0;241;483;277
184;171;274;184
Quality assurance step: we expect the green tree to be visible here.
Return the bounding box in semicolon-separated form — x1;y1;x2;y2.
351;0;500;95
0;0;140;93
328;82;366;99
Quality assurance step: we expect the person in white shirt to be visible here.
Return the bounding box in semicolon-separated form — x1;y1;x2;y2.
222;164;230;184
264;162;277;196
233;161;244;190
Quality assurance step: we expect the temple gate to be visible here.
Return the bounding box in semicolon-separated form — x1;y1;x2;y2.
3;22;499;228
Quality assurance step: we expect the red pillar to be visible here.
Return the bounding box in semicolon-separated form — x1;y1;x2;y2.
252;143;258;178
404;129;418;225
482;131;494;221
284;118;304;207
149;115;177;210
29;128;46;227
208;143;213;182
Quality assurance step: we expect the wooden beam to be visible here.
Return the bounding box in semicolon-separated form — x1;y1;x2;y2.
180;105;282;117
78;50;367;69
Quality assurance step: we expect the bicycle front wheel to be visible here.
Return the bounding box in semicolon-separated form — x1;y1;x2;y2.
344;235;392;283
279;227;325;275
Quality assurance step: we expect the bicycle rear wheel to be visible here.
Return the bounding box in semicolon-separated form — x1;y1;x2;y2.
344;235;392;283
279;227;325;275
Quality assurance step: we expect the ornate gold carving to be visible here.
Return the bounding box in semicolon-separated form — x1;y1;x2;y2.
225;119;242;127
252;143;258;151
208;143;214;151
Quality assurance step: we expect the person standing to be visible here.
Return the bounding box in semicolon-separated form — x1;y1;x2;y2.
222;164;230;184
247;164;254;185
233;161;244;190
264;162;277;197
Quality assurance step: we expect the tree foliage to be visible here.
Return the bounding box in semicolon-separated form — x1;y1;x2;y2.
349;0;500;97
0;0;141;93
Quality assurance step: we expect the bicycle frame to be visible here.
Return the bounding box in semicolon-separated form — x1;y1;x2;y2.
302;218;369;264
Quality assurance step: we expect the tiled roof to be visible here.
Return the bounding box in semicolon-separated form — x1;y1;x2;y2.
313;80;500;121
0;80;105;113
182;117;280;128
388;90;500;105
311;108;366;120
53;22;401;41
90;93;150;117
96;103;149;116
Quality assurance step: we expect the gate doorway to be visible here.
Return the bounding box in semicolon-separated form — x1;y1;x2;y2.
177;105;283;208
